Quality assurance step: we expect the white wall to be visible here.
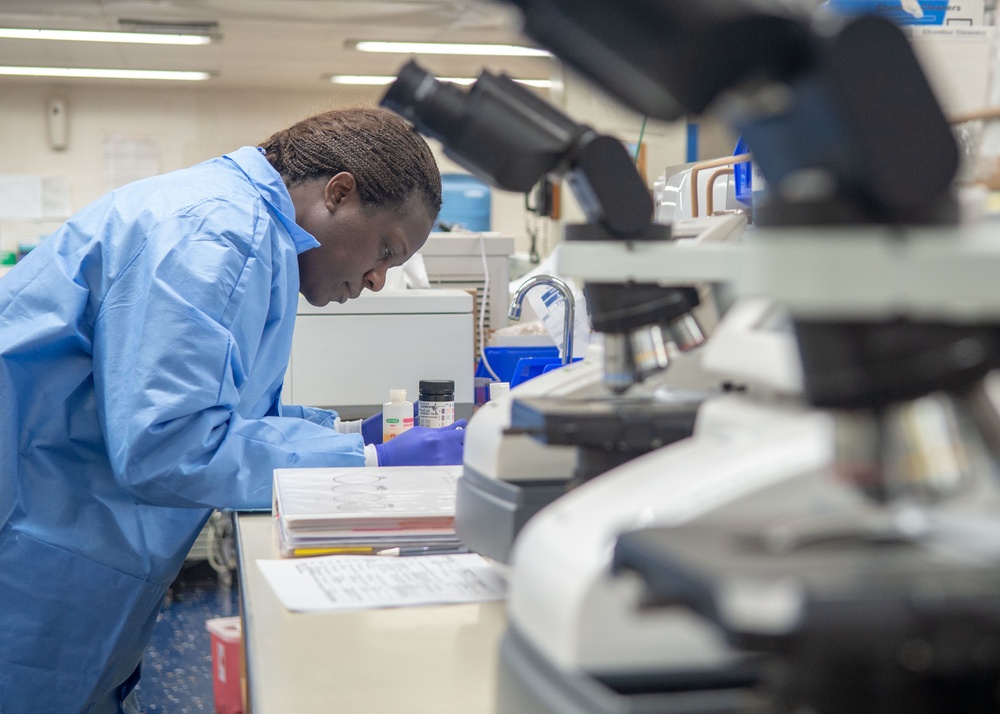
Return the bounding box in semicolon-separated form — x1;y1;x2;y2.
0;75;720;262
0;80;530;255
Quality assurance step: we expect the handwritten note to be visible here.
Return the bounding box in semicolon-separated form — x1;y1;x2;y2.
257;554;506;612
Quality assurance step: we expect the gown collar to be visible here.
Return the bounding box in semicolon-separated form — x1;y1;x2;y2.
224;146;320;254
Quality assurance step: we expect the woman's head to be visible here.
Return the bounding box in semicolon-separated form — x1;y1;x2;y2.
261;107;442;307
260;106;442;220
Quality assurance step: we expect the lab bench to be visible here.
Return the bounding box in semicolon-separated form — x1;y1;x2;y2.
231;512;506;713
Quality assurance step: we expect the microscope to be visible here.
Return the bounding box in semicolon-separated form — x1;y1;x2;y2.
469;1;1000;713
382;60;744;563
395;0;1000;712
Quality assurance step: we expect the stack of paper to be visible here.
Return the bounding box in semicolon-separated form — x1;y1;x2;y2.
272;465;464;557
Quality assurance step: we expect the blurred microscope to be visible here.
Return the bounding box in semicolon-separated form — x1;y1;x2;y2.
384;1;1000;712
382;58;746;563
388;0;1000;712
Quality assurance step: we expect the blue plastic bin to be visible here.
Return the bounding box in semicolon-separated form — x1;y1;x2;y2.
438;174;492;232
476;346;581;388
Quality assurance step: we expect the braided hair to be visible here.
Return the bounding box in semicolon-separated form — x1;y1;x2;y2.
260;107;442;219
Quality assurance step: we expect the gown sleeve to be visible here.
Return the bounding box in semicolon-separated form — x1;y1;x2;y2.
278;403;340;428
93;199;365;511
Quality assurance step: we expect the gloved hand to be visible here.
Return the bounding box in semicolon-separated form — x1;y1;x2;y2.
374;420;467;467
361;401;421;445
361;412;383;445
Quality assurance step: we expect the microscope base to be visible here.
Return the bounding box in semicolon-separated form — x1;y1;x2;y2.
497;624;768;714
455;466;569;563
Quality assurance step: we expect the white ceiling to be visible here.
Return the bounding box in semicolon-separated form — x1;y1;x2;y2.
0;0;552;90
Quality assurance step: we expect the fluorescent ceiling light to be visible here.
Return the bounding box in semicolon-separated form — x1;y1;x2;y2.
331;74;552;88
0;66;211;80
0;27;212;45
351;41;550;57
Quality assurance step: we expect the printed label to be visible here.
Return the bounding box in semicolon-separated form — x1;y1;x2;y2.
419;402;455;428
384;417;414;441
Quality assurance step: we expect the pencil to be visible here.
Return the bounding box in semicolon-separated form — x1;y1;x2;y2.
377;545;471;557
292;546;376;557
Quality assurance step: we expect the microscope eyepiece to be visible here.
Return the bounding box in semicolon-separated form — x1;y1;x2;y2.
381;61;469;147
381;59;589;193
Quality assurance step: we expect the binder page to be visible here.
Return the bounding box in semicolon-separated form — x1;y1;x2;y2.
257;553;506;612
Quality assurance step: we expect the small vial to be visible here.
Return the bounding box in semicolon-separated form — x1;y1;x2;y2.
488;381;510;401
382;389;414;441
418;379;455;428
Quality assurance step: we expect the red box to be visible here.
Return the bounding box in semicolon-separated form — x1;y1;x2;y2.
206;616;243;714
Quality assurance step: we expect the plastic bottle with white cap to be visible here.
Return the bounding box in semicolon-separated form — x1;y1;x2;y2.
382;389;414;441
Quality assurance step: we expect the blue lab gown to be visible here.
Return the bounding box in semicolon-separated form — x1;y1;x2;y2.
0;146;366;713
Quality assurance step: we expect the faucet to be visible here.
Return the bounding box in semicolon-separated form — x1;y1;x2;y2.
508;274;575;365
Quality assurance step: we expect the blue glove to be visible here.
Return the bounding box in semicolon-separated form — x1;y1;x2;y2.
361;401;421;445
374;420;467;467
361;412;383;445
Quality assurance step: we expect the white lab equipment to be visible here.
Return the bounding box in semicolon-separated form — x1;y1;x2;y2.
419;232;516;356
494;298;817;690
283;289;474;420
497;219;1000;711
654;159;744;224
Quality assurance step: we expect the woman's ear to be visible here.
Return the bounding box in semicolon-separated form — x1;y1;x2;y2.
324;172;357;212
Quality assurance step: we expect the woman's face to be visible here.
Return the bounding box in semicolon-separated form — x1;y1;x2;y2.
292;172;434;307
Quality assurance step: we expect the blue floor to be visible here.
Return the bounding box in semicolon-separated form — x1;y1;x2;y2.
134;561;239;713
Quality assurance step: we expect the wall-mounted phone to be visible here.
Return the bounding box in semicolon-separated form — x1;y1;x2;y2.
47;97;68;151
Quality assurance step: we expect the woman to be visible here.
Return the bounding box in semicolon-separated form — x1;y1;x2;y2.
0;107;464;712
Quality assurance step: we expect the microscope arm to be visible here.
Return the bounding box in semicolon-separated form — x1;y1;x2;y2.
382;60;654;237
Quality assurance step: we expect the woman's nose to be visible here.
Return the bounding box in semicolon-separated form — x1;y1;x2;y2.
364;266;387;292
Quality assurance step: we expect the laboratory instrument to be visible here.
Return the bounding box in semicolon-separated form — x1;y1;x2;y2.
456;214;744;563
382;59;707;396
283;289;474;420
385;0;1000;712
384;62;744;564
419;232;515;360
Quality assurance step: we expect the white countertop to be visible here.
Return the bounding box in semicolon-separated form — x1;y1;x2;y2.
233;512;506;714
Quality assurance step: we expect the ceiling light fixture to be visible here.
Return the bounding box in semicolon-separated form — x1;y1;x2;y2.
0;27;213;45
0;66;211;80
330;74;552;88
349;41;550;57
